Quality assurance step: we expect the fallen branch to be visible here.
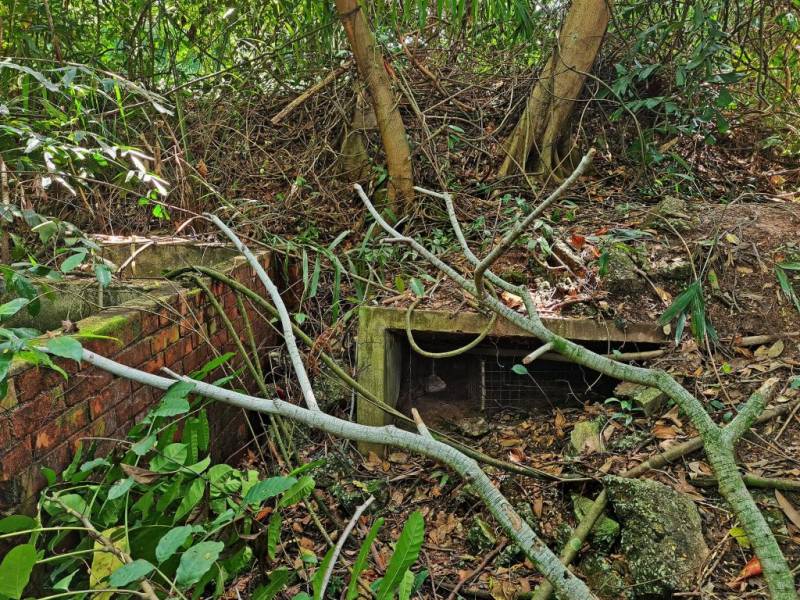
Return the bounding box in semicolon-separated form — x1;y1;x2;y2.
271;62;351;125
73;347;596;600
690;474;800;493
445;538;509;600
318;495;375;599
165;264;575;482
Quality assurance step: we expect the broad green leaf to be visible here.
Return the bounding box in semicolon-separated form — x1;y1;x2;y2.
278;476;315;508
252;568;291;600
409;278;425;298
176;541;224;586
108;477;134;500
46;336;84;362
267;513;281;561
397;569;414;600
511;364;528;375
131;434;157;456
156;525;194;563
60;251;88;273
312;547;336;600
174;478;206;522
0;298;30;320
0;515;37;534
0;544;36;599
244;476;297;507
151;381;195;418
150;443;188;472
95;263;112;287
346;517;384;600
108;559;155;586
376;511;425;600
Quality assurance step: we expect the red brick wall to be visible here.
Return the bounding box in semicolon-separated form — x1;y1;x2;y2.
0;254;278;512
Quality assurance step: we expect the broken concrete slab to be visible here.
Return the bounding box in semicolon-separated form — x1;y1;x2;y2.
601;246;644;294
614;381;667;417
570;420;605;455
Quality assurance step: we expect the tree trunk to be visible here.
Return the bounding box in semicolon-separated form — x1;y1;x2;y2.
336;0;414;215
499;0;610;179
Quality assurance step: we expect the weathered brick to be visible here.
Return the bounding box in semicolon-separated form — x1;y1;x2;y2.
117;385;153;424
89;378;131;419
152;324;180;353
0;439;32;481
10;389;66;438
140;352;165;374
141;311;161;336
64;368;114;407
34;403;89;456
72;410;117;448
39;442;71;479
114;337;153;367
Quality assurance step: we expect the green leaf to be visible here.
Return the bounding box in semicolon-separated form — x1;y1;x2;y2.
107;477;134;500
176;541;224;586
346;518;384;600
156;525;195;563
511;364;528;375
0;544;36;599
52;569;78;591
151;381;195;418
174;478;206;522
776;266;800;314
312;546;336;600
278;476;315;508
95;263;112;287
0;515;37;534
244;476;297;507
0;298;30;320
267;513;282;561
46;336;83;362
397;569;414;600
60;251;88;273
252;568;291;600
131;434;157;456
108;559;155;586
409;278;425;298
659;281;701;325
376;511;425;600
150;443;188;471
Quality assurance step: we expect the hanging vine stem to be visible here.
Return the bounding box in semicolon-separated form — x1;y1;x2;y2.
353;176;796;599
405;297;497;358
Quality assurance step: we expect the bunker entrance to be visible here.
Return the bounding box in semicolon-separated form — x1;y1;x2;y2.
396;332;651;431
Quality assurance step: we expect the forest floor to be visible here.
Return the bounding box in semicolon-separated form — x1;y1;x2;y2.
64;49;800;599
221;183;800;598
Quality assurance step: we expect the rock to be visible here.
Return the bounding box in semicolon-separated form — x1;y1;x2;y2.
572;494;620;550
649;256;692;282
614;381;666;417
605;476;709;597
601;246;644;294
455;416;490;438
466;517;496;554
570;420;605;454
578;555;632;600
646;196;696;232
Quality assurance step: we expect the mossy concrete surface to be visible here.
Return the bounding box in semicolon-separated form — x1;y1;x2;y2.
605;475;709;597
